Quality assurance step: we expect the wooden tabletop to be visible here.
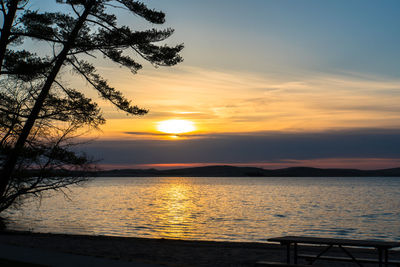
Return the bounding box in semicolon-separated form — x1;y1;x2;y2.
268;236;400;249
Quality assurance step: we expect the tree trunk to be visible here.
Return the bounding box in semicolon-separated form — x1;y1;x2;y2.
0;0;20;73
0;0;96;200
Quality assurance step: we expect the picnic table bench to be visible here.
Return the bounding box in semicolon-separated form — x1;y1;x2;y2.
267;236;400;267
256;261;321;267
256;261;319;267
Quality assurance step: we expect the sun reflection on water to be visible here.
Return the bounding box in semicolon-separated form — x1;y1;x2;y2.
151;178;207;239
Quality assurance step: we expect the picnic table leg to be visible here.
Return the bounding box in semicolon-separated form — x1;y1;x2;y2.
378;248;383;267
308;245;333;265
294;243;298;264
338;245;364;267
384;249;388;267
285;242;291;264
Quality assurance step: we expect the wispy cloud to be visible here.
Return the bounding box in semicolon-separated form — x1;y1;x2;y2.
85;65;400;137
123;131;206;138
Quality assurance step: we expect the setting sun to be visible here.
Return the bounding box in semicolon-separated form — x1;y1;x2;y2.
157;120;196;134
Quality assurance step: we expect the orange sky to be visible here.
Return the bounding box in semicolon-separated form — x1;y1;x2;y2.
79;66;400;140
55;1;400;169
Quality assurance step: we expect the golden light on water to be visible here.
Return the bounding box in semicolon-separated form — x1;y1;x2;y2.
152;178;199;239
157;119;196;134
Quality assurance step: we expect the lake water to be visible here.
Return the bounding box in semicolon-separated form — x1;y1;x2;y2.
4;177;400;242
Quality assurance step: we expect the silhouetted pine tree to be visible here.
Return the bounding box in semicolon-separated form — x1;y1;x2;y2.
0;0;183;211
0;77;105;212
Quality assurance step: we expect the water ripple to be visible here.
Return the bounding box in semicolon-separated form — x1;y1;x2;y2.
4;176;400;242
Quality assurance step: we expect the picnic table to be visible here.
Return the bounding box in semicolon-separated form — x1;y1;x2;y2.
268;236;400;267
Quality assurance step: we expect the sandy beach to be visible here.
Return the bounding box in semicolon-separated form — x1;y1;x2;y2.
1;231;400;266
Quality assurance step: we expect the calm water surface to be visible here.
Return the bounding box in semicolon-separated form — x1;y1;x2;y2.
5;177;400;242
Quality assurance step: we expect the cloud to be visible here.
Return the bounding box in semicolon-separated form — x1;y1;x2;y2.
144;110;218;120
124;132;173;137
123;131;206;138
82;65;400;139
80;128;400;169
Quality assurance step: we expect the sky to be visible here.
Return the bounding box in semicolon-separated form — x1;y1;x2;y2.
33;1;400;169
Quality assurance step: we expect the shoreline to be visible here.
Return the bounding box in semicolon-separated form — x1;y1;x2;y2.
1;230;400;266
0;230;281;266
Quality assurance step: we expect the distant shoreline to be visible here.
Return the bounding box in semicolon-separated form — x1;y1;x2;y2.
92;165;400;177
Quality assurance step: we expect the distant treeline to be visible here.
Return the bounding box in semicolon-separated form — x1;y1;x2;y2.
90;165;400;177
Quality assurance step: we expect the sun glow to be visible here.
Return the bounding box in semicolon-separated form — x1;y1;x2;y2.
157;119;196;134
